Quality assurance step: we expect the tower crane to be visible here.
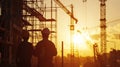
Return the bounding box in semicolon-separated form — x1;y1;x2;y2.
54;0;78;55
92;0;107;66
53;1;78;67
83;0;107;66
82;0;107;55
99;0;107;54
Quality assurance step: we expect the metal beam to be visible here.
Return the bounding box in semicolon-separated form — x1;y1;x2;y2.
54;0;78;23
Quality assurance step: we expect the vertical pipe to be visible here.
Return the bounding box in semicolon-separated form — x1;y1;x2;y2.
61;41;64;67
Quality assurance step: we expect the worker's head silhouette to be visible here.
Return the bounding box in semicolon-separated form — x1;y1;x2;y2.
22;30;30;41
41;28;50;39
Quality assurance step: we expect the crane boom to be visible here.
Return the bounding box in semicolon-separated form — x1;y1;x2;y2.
53;0;78;23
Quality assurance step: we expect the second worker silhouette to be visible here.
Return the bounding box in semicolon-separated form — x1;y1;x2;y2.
34;28;57;67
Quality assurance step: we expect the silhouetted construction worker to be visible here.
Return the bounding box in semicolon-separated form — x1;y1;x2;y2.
16;30;33;67
34;28;57;67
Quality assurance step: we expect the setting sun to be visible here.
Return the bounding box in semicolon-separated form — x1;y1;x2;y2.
73;32;87;50
72;31;95;56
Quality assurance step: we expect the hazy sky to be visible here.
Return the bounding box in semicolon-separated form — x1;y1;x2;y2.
44;0;120;56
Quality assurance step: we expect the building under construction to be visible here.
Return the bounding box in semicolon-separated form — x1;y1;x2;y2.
0;0;57;67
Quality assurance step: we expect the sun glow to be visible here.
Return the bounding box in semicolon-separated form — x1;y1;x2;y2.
73;31;94;51
73;33;87;50
72;31;95;56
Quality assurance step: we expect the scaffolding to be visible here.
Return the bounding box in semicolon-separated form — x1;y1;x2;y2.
23;0;57;46
0;0;57;66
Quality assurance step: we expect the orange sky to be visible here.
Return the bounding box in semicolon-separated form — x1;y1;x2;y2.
0;0;120;57
44;0;120;57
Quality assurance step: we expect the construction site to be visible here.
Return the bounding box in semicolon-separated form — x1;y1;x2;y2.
0;0;120;67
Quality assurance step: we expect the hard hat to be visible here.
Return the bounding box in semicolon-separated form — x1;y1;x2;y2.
22;30;29;38
41;28;50;35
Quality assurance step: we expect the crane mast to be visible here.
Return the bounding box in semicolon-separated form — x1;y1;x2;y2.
99;0;107;54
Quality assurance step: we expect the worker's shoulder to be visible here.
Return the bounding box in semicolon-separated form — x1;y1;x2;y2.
36;41;43;45
47;40;55;45
27;42;32;44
